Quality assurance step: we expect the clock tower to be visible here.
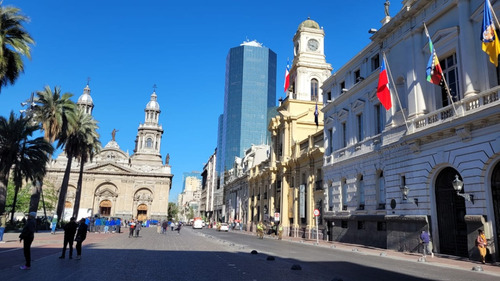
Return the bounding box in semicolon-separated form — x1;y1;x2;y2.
289;18;332;101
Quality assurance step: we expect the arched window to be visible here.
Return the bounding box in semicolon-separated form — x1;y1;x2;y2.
341;178;347;210
311;78;319;101
377;171;386;209
146;138;153;148
358;175;365;209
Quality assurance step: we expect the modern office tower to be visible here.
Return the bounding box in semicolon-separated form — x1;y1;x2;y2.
220;40;277;174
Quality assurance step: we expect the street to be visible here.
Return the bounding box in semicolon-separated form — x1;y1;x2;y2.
0;226;499;281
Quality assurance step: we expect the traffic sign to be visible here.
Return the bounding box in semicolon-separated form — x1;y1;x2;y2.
313;209;320;217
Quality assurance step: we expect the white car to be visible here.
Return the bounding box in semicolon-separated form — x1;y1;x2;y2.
192;220;203;229
219;223;229;232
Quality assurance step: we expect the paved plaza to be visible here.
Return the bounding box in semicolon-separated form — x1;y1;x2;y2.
1;226;500;281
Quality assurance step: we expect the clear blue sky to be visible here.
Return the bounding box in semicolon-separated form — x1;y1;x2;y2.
0;1;403;202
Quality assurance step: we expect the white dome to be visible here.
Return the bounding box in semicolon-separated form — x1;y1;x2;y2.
146;91;160;111
77;85;93;105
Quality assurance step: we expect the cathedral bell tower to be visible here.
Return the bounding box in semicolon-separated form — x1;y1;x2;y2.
130;90;164;166
77;83;94;115
288;18;332;101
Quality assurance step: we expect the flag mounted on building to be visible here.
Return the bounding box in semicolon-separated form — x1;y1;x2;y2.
481;0;500;67
284;59;290;92
425;26;444;85
314;102;319;126
376;58;392;110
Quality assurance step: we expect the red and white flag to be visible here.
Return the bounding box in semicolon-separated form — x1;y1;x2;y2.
377;58;392;110
284;59;290;92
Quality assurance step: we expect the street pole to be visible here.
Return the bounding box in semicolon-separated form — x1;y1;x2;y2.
316;215;319;244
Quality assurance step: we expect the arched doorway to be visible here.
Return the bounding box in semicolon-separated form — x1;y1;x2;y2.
100;200;112;217
491;162;500;260
137;204;147;221
435;167;468;257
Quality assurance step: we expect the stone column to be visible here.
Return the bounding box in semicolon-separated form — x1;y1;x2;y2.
458;0;479;97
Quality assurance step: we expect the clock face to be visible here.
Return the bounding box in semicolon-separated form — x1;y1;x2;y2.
307;39;319;51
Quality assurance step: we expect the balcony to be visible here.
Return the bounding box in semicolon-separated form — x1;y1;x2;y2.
409;88;499;134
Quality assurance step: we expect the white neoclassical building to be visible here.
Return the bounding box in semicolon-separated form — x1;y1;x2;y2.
322;0;500;261
44;85;173;221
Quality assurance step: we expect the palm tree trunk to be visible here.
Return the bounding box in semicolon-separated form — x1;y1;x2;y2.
0;168;11;216
72;157;85;219
9;184;20;224
56;153;73;225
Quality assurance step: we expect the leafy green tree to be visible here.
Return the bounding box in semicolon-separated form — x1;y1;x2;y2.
30;86;75;215
72;110;100;219
0;4;34;92
5;181;31;216
168;202;178;221
0;112;53;218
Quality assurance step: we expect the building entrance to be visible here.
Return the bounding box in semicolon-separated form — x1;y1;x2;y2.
435;167;468;257
137;204;147;221
100;200;112;216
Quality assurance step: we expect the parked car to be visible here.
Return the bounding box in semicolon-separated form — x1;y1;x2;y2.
219;223;229;232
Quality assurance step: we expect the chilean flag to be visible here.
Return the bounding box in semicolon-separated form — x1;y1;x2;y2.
284;59;290;92
377;59;392;110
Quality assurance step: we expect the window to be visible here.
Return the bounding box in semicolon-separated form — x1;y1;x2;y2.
358;175;365;209
311;79;319;101
341;220;348;228
440;53;460;107
342;122;347;148
328;128;333;154
377;171;386;209
375;104;384;135
327;91;332;101
340;81;346;94
377;221;386;231
354;69;361;83
146;138;153;148
371;54;380;71
357;114;364;142
315;169;323;190
357;221;365;230
341;179;347;210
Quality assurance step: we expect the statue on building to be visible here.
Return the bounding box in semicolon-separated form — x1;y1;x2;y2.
384;0;390;17
111;129;119;141
165;153;170;165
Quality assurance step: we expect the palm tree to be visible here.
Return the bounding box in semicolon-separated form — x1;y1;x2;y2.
0;4;34;92
0;112;53;218
72;110;101;219
29;86;75;214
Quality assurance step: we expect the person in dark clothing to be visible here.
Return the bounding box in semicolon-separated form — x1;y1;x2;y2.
19;212;36;270
59;217;78;259
75;218;88;260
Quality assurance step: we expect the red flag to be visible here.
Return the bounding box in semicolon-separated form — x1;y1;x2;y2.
284;60;290;92
377;59;392;110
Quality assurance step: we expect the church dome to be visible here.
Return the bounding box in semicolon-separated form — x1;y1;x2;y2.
146;91;160;111
298;18;320;30
77;85;93;105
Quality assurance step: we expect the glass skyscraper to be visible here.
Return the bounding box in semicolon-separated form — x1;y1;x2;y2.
220;40;276;174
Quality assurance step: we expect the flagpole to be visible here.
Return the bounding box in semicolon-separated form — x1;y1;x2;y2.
423;22;459;117
382;52;410;132
487;0;500;30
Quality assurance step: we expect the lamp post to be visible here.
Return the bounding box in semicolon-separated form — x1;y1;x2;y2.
452;175;474;204
400;186;418;206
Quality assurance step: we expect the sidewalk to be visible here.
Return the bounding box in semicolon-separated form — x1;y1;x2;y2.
231;228;500;277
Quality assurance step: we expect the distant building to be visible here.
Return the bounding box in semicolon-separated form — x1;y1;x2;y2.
178;171;202;221
220;40;277;176
44;86;173;221
201;151;218;222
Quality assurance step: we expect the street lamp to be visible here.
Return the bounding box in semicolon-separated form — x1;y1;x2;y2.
401;185;418;206
452;175;474;204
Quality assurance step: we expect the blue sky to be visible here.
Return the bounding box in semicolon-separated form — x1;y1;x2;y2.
0;1;403;202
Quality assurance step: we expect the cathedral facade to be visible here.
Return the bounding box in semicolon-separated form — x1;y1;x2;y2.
44;85;173;221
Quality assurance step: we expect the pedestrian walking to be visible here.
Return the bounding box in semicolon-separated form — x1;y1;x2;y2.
19;212;36;269
59;217;78;259
95;217;102;233
420;230;433;257
170;221;174;231
75;218;88;260
128;220;136;238
257;221;264;239
176;223;182;234
135;221;142;237
278;224;283;240
50;215;57;234
476;229;488;264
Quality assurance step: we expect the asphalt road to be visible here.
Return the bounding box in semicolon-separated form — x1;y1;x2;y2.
0;226;498;281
